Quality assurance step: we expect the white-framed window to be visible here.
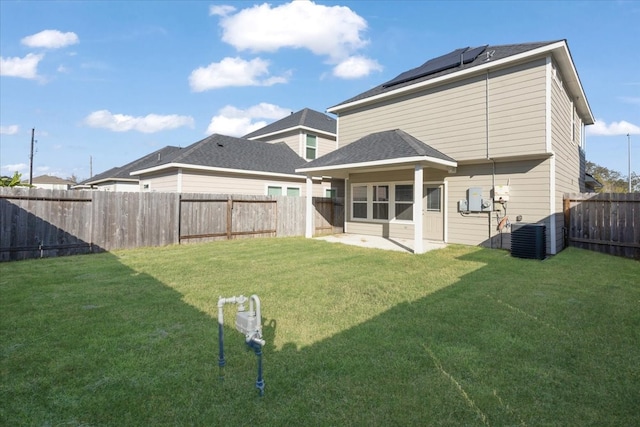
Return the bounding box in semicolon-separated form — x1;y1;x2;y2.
324;188;337;199
372;185;389;220
350;182;415;222
424;186;441;211
267;185;301;196
352;185;367;219
395;184;413;221
305;134;317;160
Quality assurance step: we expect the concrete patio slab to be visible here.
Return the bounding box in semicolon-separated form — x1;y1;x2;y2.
315;234;446;254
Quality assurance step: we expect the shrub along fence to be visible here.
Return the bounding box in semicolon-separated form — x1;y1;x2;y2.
0;188;343;261
563;192;640;260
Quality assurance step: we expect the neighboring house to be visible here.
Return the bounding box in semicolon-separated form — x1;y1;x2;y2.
28;175;76;190
298;40;594;255
130;133;333;197
584;173;602;193
244;108;337;163
76;146;181;191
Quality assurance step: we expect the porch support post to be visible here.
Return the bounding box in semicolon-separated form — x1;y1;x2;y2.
413;165;424;254
305;175;313;238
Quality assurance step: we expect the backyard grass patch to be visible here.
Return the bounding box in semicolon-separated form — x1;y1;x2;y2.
1;237;639;426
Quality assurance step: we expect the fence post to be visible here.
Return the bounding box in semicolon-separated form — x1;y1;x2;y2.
227;196;233;240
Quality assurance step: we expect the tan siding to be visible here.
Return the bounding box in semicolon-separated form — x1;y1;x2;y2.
255;129;336;159
181;170;311;195
338;59;548;163
446;159;552;249
486;59;547;158
142;170;178;192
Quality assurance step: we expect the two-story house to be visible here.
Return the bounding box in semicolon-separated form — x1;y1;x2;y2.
298;40;594;255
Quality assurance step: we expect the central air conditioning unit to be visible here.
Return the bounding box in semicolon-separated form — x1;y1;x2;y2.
511;223;546;260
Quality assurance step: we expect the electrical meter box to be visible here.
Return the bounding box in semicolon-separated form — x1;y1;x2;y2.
468;187;483;212
494;185;510;203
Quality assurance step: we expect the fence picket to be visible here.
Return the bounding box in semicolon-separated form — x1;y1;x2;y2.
0;188;342;261
564;193;640;260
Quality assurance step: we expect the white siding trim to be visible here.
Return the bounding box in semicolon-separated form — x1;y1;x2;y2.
549;155;557;254
546;56;557;254
443;179;449;243
305;176;313;238
414;165;424;254
546;56;553;153
177;168;183;192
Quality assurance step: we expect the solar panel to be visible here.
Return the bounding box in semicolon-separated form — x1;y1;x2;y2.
462;45;488;64
382;45;488;88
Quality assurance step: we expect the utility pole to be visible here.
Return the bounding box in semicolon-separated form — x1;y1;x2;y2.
29;128;35;185
628;133;632;193
90;155;93;178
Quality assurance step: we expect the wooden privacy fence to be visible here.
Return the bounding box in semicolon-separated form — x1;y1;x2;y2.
563;193;640;260
0;188;344;261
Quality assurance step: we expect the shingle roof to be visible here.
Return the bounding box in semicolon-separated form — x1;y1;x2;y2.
243;108;336;139
330;41;562;109
145;134;307;176
301;129;455;169
81;145;181;185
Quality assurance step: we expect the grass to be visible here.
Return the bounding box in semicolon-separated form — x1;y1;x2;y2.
1;237;639;426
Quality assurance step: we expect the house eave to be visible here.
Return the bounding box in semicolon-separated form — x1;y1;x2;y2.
296;156;457;177
131;162;306;180
246;125;336;141
84;177;139;186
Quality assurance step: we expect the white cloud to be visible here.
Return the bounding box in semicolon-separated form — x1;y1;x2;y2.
333;55;382;79
206;103;290;136
189;56;289;91
587;119;640;136
619;96;640;106
21;30;79;49
218;1;369;62
0;53;44;79
209;5;236;16
0;125;20;135
84;110;195;133
1;163;28;174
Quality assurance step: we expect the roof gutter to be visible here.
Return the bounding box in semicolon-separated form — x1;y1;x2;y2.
296;155;457;174
246;125;336;140
131;162;312;181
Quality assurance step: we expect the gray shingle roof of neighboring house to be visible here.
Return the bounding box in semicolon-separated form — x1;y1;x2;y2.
299;129;456;170
243;108;336;139
80;145;181;185
330;41;562;109
137;134;308;176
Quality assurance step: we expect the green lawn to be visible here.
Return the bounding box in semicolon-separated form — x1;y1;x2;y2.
1;237;638;426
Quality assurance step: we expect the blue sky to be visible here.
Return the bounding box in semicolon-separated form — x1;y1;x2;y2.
1;0;638;182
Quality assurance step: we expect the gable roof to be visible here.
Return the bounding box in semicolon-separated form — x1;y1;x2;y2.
328;40;593;124
131;134;307;178
80;145;181;186
243;108;336;139
296;129;456;177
